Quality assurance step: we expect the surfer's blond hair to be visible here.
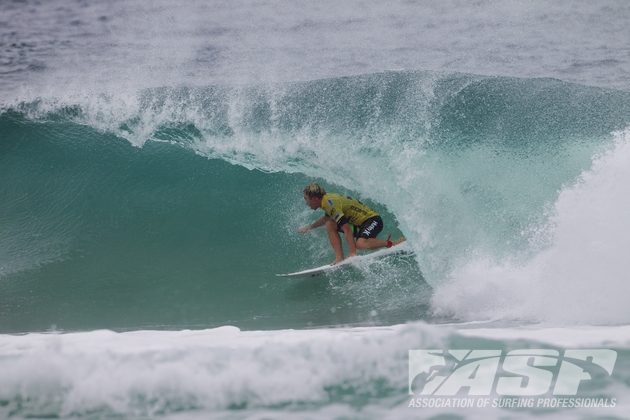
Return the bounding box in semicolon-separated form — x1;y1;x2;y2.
303;182;326;198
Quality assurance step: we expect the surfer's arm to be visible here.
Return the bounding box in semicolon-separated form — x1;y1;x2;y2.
298;215;328;233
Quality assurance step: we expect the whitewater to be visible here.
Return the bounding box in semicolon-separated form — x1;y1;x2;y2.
1;0;630;418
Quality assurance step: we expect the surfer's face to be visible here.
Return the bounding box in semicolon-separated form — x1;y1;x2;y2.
304;193;320;210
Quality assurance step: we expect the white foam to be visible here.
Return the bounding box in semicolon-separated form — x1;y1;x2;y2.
0;323;448;417
456;324;630;347
432;127;630;324
1;322;628;418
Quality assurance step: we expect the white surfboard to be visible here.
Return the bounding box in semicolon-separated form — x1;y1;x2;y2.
276;242;413;278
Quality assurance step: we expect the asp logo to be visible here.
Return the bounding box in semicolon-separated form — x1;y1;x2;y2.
409;349;617;396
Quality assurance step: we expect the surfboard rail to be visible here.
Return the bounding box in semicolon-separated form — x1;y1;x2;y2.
276;242;413;278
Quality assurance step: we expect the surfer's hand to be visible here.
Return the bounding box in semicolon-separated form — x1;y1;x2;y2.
298;225;311;234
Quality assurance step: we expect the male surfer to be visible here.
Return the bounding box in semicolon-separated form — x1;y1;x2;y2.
299;183;405;264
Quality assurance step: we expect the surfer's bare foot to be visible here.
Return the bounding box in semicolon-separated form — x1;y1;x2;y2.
386;235;406;248
331;257;344;265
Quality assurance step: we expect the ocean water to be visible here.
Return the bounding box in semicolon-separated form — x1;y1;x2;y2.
1;0;630;418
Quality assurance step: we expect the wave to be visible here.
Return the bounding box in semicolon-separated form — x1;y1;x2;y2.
1;70;630;330
1;322;628;418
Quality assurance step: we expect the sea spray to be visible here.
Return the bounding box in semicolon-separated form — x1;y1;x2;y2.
432;127;630;324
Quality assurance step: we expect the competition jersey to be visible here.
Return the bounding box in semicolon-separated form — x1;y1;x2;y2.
321;193;379;226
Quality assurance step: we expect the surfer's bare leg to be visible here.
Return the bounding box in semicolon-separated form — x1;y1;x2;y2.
325;217;345;264
356;236;406;250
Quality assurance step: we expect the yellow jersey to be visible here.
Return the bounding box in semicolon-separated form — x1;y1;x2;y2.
321;193;379;226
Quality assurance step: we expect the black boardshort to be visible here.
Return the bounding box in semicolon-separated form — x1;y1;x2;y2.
337;216;383;240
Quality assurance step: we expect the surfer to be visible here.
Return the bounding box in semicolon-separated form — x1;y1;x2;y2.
299;183;405;264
